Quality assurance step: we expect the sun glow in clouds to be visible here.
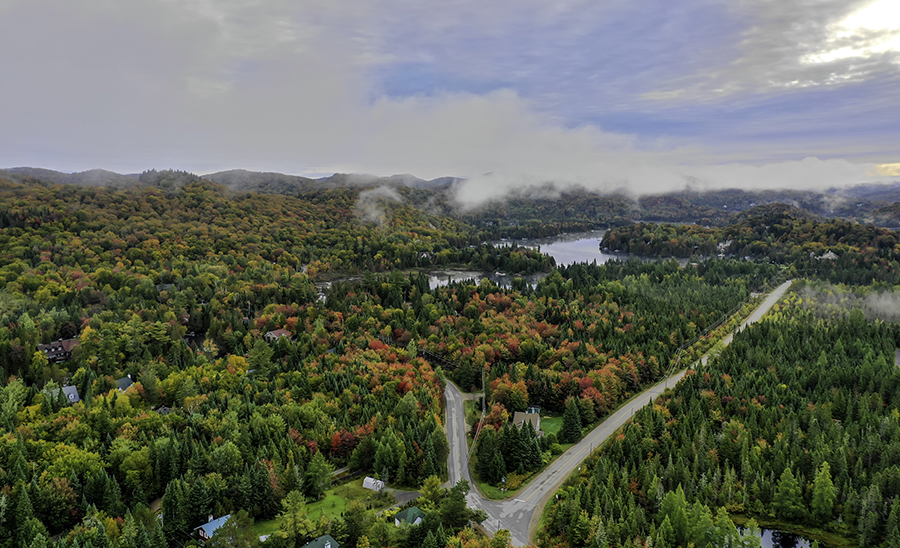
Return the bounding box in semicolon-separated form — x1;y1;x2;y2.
803;0;900;63
874;163;900;176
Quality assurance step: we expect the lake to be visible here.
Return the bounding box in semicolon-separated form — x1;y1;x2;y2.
495;230;621;267
430;231;633;289
319;231;648;293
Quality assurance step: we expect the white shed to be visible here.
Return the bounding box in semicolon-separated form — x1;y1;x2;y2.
363;476;385;492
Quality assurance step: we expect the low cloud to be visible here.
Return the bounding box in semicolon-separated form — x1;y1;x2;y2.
449;156;879;210
0;0;894;203
801;285;900;323
355;186;403;226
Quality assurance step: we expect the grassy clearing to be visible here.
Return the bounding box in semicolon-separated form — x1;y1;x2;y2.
540;415;562;437
253;479;396;538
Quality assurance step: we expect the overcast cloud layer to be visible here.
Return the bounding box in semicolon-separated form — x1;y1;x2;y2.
1;0;897;196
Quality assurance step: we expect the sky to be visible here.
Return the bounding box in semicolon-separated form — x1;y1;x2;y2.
1;0;898;197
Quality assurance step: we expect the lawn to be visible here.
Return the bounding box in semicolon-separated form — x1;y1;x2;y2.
253;479;397;538
539;415;562;438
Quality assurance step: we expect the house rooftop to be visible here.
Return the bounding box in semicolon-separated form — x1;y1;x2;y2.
301;534;340;548
47;385;81;404
194;514;231;539
265;328;292;341
116;376;133;391
395;506;425;524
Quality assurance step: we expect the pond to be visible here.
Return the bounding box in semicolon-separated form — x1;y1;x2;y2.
753;528;813;548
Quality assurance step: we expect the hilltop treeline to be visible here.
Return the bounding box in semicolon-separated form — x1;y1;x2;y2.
604;204;900;285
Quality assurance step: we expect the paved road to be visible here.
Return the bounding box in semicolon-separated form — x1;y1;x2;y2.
443;280;793;546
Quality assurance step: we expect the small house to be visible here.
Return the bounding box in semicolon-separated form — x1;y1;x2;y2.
264;328;292;343
301;534;340;548
61;385;81;403
394;506;425;527
513;411;541;434
37;339;80;363
46;385;81;405
362;476;385;492
116;375;133;392
195;514;231;542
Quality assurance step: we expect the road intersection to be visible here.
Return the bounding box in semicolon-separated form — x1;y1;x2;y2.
442;280;793;546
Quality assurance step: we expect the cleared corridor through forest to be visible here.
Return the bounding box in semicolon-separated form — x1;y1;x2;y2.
443;280;793;546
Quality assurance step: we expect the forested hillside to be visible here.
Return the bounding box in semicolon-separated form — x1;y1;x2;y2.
0;177;548;548
5;168;900;237
2;172;900;548
540;288;900;548
603;204;900;285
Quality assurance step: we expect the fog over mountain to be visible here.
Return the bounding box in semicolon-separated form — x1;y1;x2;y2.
2;1;897;195
3;165;899;229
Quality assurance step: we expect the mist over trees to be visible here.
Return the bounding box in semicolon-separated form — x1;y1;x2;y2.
1;171;899;548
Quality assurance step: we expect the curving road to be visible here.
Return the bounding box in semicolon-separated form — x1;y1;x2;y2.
443;280;792;546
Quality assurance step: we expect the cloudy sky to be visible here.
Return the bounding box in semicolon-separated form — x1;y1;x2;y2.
1;0;898;194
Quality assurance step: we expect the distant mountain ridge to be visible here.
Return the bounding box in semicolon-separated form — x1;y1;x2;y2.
2;166;898;228
0;167;139;187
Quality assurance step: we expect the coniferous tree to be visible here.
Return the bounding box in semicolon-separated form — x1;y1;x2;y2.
811;461;836;524
278;490;314;548
207;510;259;548
488;451;507;485
887;498;900;548
658;486;688;547
305;451;333;500
772;468;806;521
656;515;675;548
858;484;884;547
149;526;166;548
562;397;583;444
188;478;211;528
15;486;36;547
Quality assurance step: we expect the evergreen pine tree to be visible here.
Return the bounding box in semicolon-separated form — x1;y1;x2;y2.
15;486;35;547
28;533;49;548
489;451;506;486
811;461;836;524
562;397;583;444
188;478;211;528
772;467;806;521
135;527;152;548
149;526;167;548
656;515;675;548
887;497;900;548
305;451;333;500
659;486;688;547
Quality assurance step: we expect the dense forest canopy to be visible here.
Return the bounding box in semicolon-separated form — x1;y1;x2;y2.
603;204;900;285
540;287;900;548
1;170;899;548
4;168;900;235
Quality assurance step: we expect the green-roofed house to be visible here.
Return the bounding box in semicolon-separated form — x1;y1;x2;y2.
394;506;425;527
301;534;340;548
